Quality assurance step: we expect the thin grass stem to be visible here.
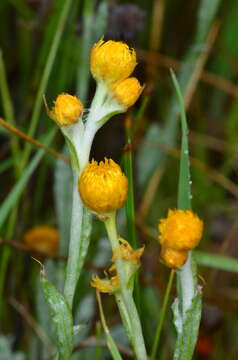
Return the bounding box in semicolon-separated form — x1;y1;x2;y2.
150;270;175;360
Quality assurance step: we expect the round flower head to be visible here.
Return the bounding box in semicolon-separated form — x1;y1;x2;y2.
158;209;203;251
48;93;83;126
79;158;128;214
90;38;137;83
112;77;143;108
24;226;59;254
160;246;188;268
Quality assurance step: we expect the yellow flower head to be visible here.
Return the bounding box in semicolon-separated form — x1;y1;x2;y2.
111;77;144;108
91;274;119;294
48;93;83;126
90;38;137;83
24;226;59;254
158;209;203;251
160;246;188;268
112;237;144;264
79;158;128;214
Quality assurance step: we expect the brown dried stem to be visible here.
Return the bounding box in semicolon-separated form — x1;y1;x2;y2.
0;117;69;163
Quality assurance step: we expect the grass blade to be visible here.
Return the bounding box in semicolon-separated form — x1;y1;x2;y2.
96;291;123;360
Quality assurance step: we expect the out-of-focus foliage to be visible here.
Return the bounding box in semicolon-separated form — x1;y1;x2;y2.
1;0;238;359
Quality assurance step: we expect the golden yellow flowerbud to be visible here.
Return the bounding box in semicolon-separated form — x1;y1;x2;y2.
24;226;59;255
112;238;144;264
160;246;188;268
90;39;137;83
48;93;83;126
112;77;143;108
158;209;203;251
79;158;128;214
91;274;119;294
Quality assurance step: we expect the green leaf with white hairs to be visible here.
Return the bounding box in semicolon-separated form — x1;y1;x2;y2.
54;145;73;256
40;264;74;360
172;289;202;360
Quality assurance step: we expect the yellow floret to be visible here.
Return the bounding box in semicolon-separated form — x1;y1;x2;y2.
48;93;83;126
111;77;143;108
112;237;144;264
91;274;119;294
90;38;137;83
158;209;203;251
24;226;59;255
160;246;188;268
79;158;128;214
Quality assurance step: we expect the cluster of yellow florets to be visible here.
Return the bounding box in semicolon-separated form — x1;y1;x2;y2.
48;93;84;126
79;158;128;214
90;38;143;108
158;209;203;268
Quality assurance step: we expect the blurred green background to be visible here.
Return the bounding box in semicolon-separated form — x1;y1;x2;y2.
1;0;238;359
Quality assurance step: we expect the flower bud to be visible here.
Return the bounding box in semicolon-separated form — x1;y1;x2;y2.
112;77;143;108
79;158;128;214
24;226;59;255
158;209;203;251
90;39;137;83
48;93;83;126
160;246;188;268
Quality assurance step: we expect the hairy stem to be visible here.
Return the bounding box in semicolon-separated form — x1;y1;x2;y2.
104;213;147;360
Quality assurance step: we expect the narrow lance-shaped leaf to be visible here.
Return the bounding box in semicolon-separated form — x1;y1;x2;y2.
38;261;74;360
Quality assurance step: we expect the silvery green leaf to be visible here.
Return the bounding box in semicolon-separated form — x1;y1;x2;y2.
64;137;80;172
0;335;26;360
40;266;74;360
77;207;92;276
54;145;73;256
172;288;202;360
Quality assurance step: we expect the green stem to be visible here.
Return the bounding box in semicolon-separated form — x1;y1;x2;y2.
96;291;123;360
63;173;83;308
177;252;195;316
124;137;140;312
150;270;175;360
104;213;147;360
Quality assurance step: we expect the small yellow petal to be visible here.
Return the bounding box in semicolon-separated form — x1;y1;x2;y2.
112;237;144;264
91;274;119;294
